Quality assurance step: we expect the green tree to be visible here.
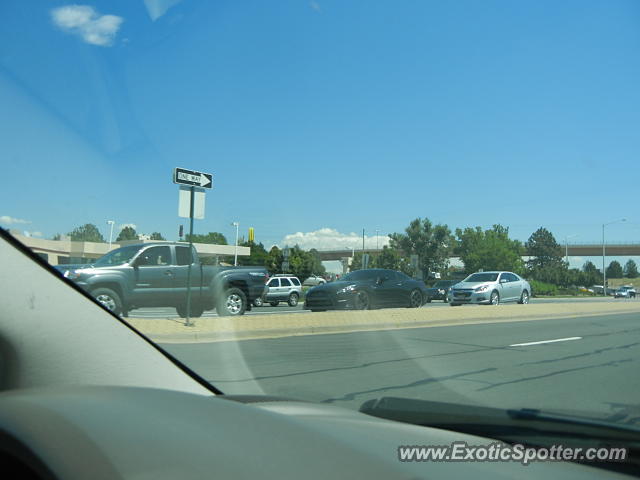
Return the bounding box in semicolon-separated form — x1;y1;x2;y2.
116;226;138;242
238;241;269;267
624;259;638;279
525;227;567;285
606;261;624;279
582;261;601;287
185;232;228;244
456;225;524;274
67;224;105;243
285;245;326;279
374;245;404;271
149;232;166;240
266;246;283;275
389;218;453;278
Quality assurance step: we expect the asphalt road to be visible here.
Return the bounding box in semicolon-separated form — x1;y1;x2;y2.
132;295;634;318
161;311;640;419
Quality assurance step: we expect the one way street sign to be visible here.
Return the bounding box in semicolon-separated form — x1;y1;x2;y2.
173;167;213;188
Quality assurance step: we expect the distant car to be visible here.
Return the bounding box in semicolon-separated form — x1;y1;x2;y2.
425;280;458;303
614;286;636;298
450;271;531;306
304;268;428;311
303;275;327;286
260;275;303;307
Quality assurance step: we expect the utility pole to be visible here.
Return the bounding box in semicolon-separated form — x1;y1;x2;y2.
107;220;115;250
232;222;239;266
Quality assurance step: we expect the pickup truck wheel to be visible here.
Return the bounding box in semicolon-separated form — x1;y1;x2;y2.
288;293;299;307
253;297;264;307
92;288;123;316
176;304;204;318
217;288;247;316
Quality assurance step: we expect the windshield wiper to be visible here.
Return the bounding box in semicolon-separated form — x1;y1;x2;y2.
360;396;640;443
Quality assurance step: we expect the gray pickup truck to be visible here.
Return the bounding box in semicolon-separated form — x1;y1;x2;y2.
55;242;268;317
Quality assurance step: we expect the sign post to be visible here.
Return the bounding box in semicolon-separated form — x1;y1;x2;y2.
174;168;212;326
282;246;290;273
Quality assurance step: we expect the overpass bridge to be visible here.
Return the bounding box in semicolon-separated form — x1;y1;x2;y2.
315;243;640;261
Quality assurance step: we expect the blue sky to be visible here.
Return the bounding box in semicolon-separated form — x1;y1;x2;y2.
1;0;640;269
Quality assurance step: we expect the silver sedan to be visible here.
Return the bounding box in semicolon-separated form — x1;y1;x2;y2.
450;271;531;306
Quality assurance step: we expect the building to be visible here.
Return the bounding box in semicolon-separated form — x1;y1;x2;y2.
8;230;250;266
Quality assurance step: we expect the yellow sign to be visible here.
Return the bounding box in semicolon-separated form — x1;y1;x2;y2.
248;227;255;243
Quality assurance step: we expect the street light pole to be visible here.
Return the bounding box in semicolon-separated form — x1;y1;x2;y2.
564;234;577;266
231;222;239;266
602;219;626;296
107;220;115;250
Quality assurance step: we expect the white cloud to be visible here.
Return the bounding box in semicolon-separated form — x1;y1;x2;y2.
0;215;31;225
144;0;183;21
309;1;321;12
119;223;137;231
280;228;390;251
51;5;123;47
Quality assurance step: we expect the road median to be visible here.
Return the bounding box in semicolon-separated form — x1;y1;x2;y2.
124;300;640;343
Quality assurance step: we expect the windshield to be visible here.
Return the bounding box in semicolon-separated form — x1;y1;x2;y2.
4;0;640;456
464;273;500;283
93;245;141;267
340;270;381;282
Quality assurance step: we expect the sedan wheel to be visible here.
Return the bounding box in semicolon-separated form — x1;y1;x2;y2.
253;297;264;307
518;290;529;304
354;291;370;310
490;291;500;306
409;289;422;308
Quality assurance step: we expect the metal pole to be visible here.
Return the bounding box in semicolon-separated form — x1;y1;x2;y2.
602;224;606;297
234;222;239;266
362;229;365;255
107;220;114;250
376;229;379;250
185;186;195;326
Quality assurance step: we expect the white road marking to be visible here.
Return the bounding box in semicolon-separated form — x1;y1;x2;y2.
509;336;582;347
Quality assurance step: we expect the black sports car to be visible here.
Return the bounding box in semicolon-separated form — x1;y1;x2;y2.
425;280;459;303
304;269;428;311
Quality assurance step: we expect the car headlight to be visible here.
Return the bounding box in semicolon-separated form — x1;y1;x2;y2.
474;285;490;293
64;270;82;280
337;285;357;295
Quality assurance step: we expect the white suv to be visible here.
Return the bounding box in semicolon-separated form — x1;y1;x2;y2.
256;275;303;307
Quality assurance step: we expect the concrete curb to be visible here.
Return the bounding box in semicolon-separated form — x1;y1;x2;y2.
126;302;640;344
